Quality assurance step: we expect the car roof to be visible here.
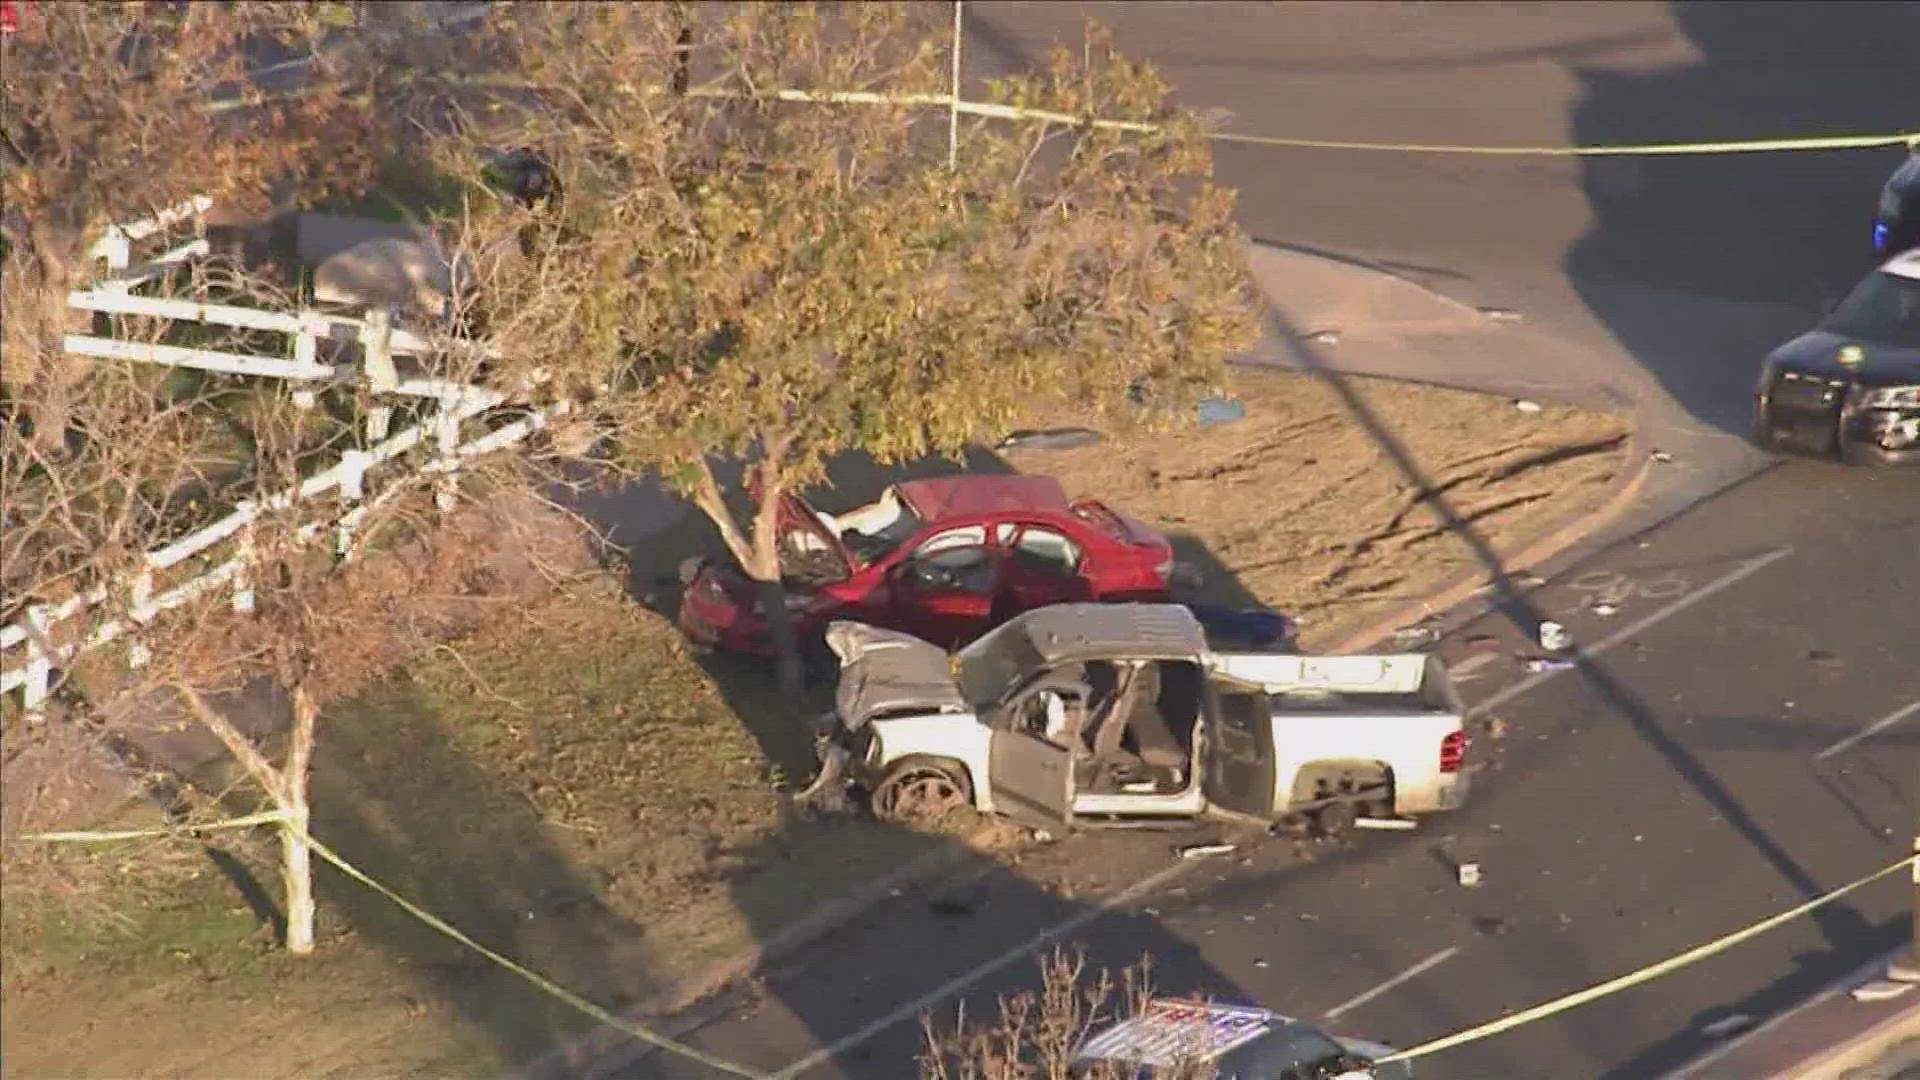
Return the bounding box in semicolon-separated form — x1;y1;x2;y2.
1881;249;1920;282
895;475;1070;521
1003;602;1209;666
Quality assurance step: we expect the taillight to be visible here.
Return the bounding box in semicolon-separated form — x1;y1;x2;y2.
1439;730;1469;774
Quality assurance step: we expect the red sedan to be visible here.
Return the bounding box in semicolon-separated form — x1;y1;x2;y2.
677;474;1176;656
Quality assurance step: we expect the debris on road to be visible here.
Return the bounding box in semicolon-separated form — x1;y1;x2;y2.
1524;657;1577;673
1538;620;1572;651
1479;307;1524;321
1591;602;1620;617
1458;862;1483;888
1809;649;1843;667
1393;623;1440;646
1355;817;1418;831
1513;399;1544;413
1180;843;1239;860
1305;328;1343;345
1851;980;1916;1003
996;427;1105;451
1701;1014;1755;1039
1482;716;1509;740
1650;450;1675;464
1196;397;1248;427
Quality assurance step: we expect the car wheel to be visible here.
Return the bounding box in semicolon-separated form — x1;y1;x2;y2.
870;757;973;824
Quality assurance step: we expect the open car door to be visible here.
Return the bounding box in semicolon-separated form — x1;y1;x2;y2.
774;492;855;586
988;693;1077;831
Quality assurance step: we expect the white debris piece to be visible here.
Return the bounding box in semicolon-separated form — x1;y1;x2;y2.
1458;863;1482;888
1701;1014;1754;1039
1179;843;1238;860
1514;399;1544;413
1539;621;1572;651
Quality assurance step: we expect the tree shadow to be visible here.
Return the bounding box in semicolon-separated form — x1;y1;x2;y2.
1563;1;1920;436
306;678;671;1072
1259;301;1875;957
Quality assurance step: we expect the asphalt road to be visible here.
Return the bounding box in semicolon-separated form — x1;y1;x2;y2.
634;459;1916;1080
617;4;1920;1079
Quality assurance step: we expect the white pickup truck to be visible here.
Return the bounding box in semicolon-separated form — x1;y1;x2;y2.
798;602;1472;835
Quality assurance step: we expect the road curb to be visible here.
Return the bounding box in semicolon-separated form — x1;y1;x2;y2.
518;833;991;1080
1322;430;1657;656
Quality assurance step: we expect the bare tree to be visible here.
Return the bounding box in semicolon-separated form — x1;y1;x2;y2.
1;0;375;453
919;949;1216;1080
429;2;1256;689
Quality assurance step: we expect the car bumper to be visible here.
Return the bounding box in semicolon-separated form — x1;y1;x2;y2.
1754;390;1920;465
676;585;777;655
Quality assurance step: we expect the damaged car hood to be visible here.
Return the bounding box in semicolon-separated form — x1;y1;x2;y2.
1769;330;1920;384
825;622;967;730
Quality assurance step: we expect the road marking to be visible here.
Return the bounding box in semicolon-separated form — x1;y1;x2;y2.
1321;947;1460;1022
1814;700;1920;761
1449;652;1499;681
768;858;1198;1079
1468;547;1794;718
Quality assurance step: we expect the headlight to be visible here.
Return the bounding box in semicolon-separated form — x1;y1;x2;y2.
1854;385;1920;409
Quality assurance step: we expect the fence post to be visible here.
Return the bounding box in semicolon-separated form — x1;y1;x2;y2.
292;325;320;409
21;605;53;722
126;567;157;669
435;407;460;513
98;229;132;292
233;524;257;614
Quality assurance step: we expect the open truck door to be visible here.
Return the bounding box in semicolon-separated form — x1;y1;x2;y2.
1201;684;1277;820
987;686;1079;831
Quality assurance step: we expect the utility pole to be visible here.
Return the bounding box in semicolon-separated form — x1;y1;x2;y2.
948;0;963;171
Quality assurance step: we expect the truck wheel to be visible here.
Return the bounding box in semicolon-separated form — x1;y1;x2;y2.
1314;801;1355;839
870;757;973;824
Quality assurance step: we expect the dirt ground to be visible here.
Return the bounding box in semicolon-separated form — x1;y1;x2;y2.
1004;366;1632;649
0;368;1630;1079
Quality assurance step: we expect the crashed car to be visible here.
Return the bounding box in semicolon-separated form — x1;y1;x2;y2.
1073;998;1411;1080
1752;248;1920;465
799;603;1471;834
677;474;1177;657
1874;141;1920;256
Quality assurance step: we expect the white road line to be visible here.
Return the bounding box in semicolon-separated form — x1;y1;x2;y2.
1468;547;1795;718
1321;947;1460;1022
768;858;1199;1079
1814;700;1920;761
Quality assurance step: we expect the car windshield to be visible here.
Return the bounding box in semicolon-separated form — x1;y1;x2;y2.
1821;270;1920;346
955;621;1046;708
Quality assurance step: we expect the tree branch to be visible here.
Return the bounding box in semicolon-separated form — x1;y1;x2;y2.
688;454;755;568
169;682;288;806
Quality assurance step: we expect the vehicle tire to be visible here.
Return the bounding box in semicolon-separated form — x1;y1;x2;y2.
870;757;974;824
1314;801;1355;839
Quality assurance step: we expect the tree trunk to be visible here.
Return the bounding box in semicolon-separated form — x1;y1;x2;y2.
282;680;319;955
282;801;316;954
685;452;805;690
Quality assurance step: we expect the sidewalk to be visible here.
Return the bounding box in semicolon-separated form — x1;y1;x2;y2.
1670;953;1920;1080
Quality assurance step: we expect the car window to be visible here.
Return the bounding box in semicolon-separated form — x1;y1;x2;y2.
905;544;998;594
917;525;988;555
1821;269;1920;346
1012;527;1082;576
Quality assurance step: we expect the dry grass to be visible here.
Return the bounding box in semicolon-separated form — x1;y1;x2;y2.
1;572;961;1079
1006;368;1632;648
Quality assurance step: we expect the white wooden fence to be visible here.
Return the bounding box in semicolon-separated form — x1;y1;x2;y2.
3;198;547;718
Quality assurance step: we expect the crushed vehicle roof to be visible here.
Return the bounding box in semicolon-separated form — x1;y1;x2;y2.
1000;602;1210;666
894;474;1070;521
825;621;966;728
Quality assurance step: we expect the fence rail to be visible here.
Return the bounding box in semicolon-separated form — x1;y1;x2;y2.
4;196;539;718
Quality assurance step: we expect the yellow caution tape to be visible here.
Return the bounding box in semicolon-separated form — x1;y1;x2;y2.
691;84;1916;156
22;809;288;843
26;812;765;1078
300;829;766;1078
1209;129;1920;156
1375;854;1917;1065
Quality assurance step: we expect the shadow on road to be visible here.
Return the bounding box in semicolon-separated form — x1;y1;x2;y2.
1564;1;1920;435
